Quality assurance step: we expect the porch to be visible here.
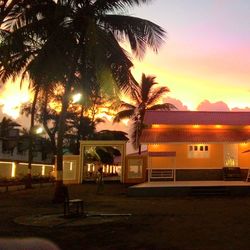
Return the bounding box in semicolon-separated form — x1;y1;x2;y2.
128;180;250;197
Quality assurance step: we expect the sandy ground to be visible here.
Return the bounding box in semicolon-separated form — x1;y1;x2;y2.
1;183;250;250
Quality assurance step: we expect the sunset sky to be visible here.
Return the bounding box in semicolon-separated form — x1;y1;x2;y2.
131;0;250;110
0;0;250;122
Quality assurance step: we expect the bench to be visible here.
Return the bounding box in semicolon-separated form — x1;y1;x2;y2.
63;186;84;218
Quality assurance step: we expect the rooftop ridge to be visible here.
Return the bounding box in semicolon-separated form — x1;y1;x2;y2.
144;110;250;126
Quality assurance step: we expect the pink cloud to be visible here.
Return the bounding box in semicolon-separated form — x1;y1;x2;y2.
196;100;230;111
163;97;189;111
231;107;250;112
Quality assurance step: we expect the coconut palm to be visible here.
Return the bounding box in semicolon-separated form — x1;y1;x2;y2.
0;0;166;202
114;73;176;152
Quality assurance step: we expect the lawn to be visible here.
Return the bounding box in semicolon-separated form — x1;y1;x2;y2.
1;183;250;250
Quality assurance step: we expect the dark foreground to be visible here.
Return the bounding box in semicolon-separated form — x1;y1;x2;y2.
1;183;250;250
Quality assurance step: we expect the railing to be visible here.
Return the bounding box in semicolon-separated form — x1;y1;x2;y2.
246;168;250;182
147;168;176;182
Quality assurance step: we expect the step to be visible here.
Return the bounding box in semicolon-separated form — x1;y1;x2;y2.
190;187;228;196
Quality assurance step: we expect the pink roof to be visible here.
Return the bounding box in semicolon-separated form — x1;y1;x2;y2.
144;111;250;126
141;128;250;143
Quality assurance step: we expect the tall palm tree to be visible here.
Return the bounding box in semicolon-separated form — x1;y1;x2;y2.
114;73;176;152
0;0;166;202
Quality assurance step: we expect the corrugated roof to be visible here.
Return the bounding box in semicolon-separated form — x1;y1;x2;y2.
144;111;250;126
141;128;250;143
148;151;176;157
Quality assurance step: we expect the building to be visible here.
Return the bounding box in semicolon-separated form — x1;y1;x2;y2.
0;129;54;179
125;111;250;184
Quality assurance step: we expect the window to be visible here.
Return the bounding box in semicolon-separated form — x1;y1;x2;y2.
127;159;143;178
188;144;209;158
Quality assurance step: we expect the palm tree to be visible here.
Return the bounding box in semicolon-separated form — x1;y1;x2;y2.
0;117;20;154
0;0;20;23
0;0;166;202
114;73;176;152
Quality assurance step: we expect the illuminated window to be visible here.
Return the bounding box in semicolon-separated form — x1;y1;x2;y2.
127;159;143;178
188;144;209;158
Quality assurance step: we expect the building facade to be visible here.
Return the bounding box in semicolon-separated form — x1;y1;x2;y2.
125;111;250;183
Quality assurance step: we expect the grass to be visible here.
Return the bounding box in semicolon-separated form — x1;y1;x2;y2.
1;183;250;250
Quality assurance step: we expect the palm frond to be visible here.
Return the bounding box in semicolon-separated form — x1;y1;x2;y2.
141;73;157;102
148;103;177;111
119;101;136;110
76;23;134;94
93;0;152;13
102;15;166;58
113;109;134;123
147;86;170;106
128;79;142;104
95;118;106;124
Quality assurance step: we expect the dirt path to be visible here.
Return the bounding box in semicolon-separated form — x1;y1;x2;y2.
1;183;250;250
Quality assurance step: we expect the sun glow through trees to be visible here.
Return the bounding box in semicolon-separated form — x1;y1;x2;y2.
0;79;31;119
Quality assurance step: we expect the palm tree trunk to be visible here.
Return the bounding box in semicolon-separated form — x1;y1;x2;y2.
53;83;71;203
42;89;57;155
138;109;146;155
26;87;39;189
53;35;84;203
76;104;84;154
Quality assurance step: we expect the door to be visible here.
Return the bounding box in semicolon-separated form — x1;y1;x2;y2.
224;144;238;167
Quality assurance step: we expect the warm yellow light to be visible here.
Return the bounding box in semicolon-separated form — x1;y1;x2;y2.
19;162;54;167
11;162;16;177
152;124;161;128
193;125;200;128
42;165;45;176
100;113;113;122
215;125;222;128
122;118;129;126
72;93;82;103
69;162;73;171
0;79;31;119
36;127;43;134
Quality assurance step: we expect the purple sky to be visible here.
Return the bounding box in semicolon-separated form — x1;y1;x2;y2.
129;0;250;111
